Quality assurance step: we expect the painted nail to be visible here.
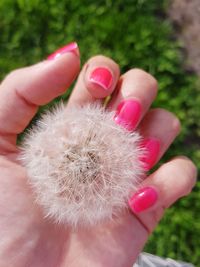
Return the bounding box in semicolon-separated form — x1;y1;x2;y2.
128;186;158;213
114;99;141;131
89;67;113;90
47;42;79;60
140;138;160;171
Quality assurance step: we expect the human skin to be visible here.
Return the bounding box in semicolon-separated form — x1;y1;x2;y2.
0;44;197;267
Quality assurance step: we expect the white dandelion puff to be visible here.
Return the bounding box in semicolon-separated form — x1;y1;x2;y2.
20;103;146;226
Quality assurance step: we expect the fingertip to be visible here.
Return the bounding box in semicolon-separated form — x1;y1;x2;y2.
21;51;81;105
47;42;80;60
84;56;120;99
128;186;158;214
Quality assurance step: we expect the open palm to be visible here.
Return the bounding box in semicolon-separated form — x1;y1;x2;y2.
0;45;196;267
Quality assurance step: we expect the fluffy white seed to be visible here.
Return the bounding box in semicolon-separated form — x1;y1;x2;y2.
20;103;146;226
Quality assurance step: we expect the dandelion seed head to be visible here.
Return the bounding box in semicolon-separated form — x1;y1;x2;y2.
20;103;146;226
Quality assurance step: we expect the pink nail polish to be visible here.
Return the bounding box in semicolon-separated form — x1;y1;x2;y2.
47;42;79;60
89;67;113;90
140;138;160;171
114;99;141;131
128;186;158;213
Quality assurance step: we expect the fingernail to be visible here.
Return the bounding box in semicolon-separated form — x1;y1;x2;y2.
140;138;160;171
47;42;79;60
114;99;141;131
128;186;158;213
89;67;113;90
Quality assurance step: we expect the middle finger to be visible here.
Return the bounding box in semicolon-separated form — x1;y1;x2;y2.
108;68;158;131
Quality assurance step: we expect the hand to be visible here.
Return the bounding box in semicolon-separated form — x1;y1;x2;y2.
0;43;196;267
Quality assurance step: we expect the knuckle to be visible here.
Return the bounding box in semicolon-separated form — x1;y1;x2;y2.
3;70;17;82
186;159;197;189
169;115;181;135
124;68;158;92
174;156;197;195
173;117;181;134
87;54;118;66
2;69;22;86
87;55;105;62
154;108;181;134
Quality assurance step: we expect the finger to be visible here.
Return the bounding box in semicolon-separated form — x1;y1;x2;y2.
138;108;181;170
129;156;197;233
0;43;80;147
108;69;158;131
67;55;120;106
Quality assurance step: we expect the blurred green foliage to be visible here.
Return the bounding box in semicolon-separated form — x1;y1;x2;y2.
0;0;199;265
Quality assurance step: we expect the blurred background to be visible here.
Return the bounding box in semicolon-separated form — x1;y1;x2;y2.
0;0;199;265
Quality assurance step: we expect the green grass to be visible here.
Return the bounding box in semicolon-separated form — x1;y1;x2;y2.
0;0;199;265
